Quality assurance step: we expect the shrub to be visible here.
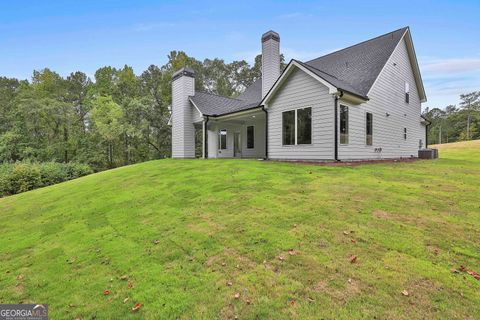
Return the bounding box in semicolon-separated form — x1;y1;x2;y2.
0;161;93;197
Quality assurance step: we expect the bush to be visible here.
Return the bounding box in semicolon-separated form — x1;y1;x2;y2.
0;161;93;197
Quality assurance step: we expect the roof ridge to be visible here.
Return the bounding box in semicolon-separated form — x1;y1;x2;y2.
194;90;243;101
306;26;409;64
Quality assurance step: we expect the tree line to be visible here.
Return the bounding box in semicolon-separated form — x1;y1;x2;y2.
423;92;480;145
0;52;283;171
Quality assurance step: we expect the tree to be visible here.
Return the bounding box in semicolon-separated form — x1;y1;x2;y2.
91;96;125;168
459;91;480;140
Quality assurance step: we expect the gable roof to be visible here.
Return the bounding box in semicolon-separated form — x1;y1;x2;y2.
189;91;261;117
190;26;426;117
305;27;409;98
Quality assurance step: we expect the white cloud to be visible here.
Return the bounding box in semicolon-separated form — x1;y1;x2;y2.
421;57;480;75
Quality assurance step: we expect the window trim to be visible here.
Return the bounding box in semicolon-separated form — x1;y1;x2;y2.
339;104;349;145
219;129;227;150
281;106;312;146
246;125;255;149
365;112;373;146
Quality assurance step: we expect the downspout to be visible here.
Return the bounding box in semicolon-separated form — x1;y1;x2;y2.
334;92;343;161
262;106;268;160
425;122;430;149
204;116;209;158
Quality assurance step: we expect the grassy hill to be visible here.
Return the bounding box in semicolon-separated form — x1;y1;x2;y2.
1;141;479;319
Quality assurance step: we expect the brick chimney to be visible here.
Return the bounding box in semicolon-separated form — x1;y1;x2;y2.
262;30;280;98
171;67;195;158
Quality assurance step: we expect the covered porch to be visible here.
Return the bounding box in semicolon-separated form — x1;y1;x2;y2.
194;108;266;159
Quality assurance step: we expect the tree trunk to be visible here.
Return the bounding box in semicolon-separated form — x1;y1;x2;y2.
63;126;69;163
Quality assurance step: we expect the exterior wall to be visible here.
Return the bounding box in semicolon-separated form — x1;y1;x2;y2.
207;118;266;159
338;38;425;160
171;70;195;158
266;68;335;160
192;106;203;123
262;33;280;98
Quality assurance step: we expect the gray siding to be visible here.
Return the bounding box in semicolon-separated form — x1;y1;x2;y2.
262;38;280;98
192;105;203;123
207;118;265;158
338;38;425;160
171;75;195;158
267;68;335;160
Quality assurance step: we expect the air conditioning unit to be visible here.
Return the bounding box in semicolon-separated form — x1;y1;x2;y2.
418;149;438;159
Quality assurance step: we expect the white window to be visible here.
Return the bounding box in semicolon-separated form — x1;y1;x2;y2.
219;129;227;149
340;105;349;145
366;112;373;146
405;82;410;103
247;126;254;149
282;107;312;145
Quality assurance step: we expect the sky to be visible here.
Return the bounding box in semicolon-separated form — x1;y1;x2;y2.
1;0;479;109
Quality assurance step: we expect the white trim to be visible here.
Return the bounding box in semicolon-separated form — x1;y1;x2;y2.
246;125;255;149
339;103;350;145
262;60;338;106
188;97;204;117
281;106;313;146
366;28;427;103
212;107;262;120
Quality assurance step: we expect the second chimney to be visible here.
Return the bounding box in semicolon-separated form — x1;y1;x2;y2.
261;30;280;98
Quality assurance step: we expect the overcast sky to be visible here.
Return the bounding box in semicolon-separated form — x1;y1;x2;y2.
1;0;479;109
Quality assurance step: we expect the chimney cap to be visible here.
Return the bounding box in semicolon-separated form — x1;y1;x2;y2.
172;67;195;82
262;30;280;43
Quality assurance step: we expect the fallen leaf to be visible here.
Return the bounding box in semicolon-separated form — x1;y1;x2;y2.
120;275;128;281
459;265;467;272
350;255;357;263
127;281;134;289
153;240;160;244
293;224;297;228
278;256;285;261
401;290;409;296
107;297;113;302
343;231;349;235
348;278;353;284
103;290;110;295
234;292;240;299
289;299;296;307
227;281;233;286
450;268;459;273
351;239;357;244
131;303;141;312
288;249;297;256
467;270;480;280
16;275;24;281
123;298;129;304
221;262;226;266
245;298;252;305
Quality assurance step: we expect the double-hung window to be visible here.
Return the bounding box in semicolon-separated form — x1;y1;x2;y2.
282;107;312;145
340;105;349;144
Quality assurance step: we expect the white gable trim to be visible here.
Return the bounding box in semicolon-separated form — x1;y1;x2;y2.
367;28;427;103
188;97;204;116
262;60;338;107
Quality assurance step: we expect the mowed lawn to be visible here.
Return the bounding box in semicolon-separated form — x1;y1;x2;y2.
1;141;479;319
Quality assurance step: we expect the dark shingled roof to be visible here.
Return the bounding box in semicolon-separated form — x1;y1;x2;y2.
190;27;408;116
304;27;408;98
190;91;261;116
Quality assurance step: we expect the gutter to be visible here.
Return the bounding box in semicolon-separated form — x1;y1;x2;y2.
262;106;268;160
334;92;343;161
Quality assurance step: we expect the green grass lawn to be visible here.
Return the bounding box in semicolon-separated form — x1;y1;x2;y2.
1;141;479;319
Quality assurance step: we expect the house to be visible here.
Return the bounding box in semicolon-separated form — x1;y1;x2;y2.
170;27;429;161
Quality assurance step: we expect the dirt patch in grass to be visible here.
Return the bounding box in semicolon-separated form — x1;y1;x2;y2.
313;278;362;302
